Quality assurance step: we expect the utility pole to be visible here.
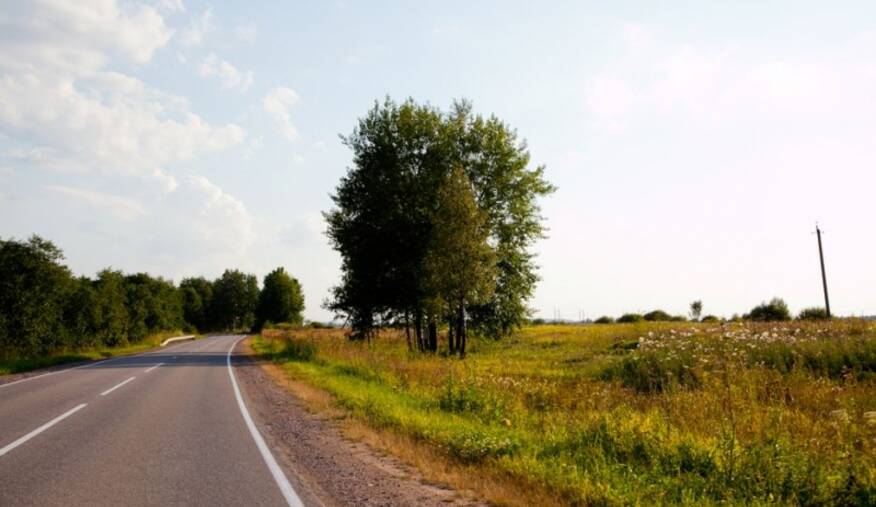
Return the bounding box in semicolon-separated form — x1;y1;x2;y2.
815;224;831;318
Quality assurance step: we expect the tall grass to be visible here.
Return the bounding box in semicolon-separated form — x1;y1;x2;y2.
256;321;876;505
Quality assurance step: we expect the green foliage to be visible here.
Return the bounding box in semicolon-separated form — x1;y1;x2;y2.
211;269;259;331
745;297;791;321
180;277;213;332
594;316;615;324
689;300;703;321
256;267;305;330
325;97;554;345
701;315;720;322
643;309;672;322
617;313;644;323
798;306;829;320
601;352;701;393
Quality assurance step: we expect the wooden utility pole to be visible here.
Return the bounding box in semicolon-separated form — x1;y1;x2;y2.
815;224;831;318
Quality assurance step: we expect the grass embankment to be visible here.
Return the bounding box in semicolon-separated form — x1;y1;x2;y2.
0;330;194;375
254;321;876;506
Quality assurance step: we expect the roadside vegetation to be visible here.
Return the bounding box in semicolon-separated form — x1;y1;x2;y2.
0;235;304;371
255;319;876;506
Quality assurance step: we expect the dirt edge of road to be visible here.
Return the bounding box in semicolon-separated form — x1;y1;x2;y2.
235;338;489;507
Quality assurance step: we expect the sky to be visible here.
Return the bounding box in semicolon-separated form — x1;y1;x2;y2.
1;1;874;321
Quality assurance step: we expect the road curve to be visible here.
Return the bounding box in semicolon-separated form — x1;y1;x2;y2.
0;335;306;506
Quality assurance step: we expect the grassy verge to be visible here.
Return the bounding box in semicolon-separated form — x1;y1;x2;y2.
254;321;876;506
0;330;195;376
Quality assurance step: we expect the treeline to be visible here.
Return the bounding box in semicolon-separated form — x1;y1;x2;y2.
587;298;830;325
0;236;304;358
325;98;554;356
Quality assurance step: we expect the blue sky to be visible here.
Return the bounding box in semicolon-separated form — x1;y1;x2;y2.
1;1;874;321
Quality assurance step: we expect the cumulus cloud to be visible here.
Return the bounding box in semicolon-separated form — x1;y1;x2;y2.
0;0;244;188
199;53;254;91
263;87;300;141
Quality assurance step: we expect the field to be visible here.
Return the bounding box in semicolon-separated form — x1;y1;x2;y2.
254;320;876;506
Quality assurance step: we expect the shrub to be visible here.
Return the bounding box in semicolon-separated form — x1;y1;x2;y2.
594;316;614;324
530;317;547;325
798;307;829;320
277;338;316;361
700;315;720;322
643;310;672;322
669;315;687;322
600;352;701;393
617;313;644;323
745;298;791;321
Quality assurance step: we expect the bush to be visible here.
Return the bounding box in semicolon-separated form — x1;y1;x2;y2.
530;318;547;325
617;313;644;323
700;315;720;322
594;316;614;324
798;307;829;320
745;298;791;321
643;310;672;322
600;352;701;393
668;315;687;322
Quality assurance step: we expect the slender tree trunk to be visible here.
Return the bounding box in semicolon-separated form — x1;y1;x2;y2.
415;309;424;352
405;311;413;352
428;319;438;352
457;300;467;358
448;316;456;355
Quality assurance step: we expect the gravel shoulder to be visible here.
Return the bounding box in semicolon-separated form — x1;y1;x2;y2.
234;339;485;507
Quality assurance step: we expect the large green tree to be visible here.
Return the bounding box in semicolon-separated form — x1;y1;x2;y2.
212;269;259;331
180;277;214;332
326;98;554;346
256;267;305;329
0;236;73;357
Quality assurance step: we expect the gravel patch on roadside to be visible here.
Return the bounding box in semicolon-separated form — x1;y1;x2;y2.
233;341;484;507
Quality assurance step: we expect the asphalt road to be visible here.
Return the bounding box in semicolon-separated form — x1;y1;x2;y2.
0;335;305;507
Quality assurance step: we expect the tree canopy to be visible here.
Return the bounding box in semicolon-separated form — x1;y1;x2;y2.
325;98;555;350
256;267;305;330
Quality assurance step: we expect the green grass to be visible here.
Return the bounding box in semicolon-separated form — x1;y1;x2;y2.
255;321;876;506
0;330;193;375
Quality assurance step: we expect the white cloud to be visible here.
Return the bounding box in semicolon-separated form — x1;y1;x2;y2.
263;87;300;141
234;22;258;43
0;1;244;188
179;7;213;47
49;185;145;220
199;53;254;91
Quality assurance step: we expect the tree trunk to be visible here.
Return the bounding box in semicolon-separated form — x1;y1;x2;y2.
405;312;413;352
448;317;456;355
428;319;438;352
457;300;467;358
415;309;424;352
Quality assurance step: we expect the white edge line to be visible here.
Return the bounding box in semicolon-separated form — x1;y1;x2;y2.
144;363;164;373
100;376;136;396
227;336;304;507
0;339;197;390
0;403;87;457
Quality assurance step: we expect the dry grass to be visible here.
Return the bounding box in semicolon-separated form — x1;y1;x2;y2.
255;320;876;506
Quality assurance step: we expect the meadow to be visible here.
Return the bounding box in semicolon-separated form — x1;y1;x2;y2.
254;320;876;506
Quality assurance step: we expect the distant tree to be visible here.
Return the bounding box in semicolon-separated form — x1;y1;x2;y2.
700;315;720;322
745;298;791;322
124;273;183;342
594;316;614;324
643;310;672;322
0;236;72;357
798;307;830;320
180;277;213;331
93;269;130;346
617;313;644;323
256;267;305;330
689;300;703;321
212;269;259;331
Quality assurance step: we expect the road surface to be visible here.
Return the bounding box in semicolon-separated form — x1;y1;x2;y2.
0;335;306;506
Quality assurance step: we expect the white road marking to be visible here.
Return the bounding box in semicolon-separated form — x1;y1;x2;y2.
227;336;304;507
100;376;136;396
0;404;87;457
144;363;164;373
